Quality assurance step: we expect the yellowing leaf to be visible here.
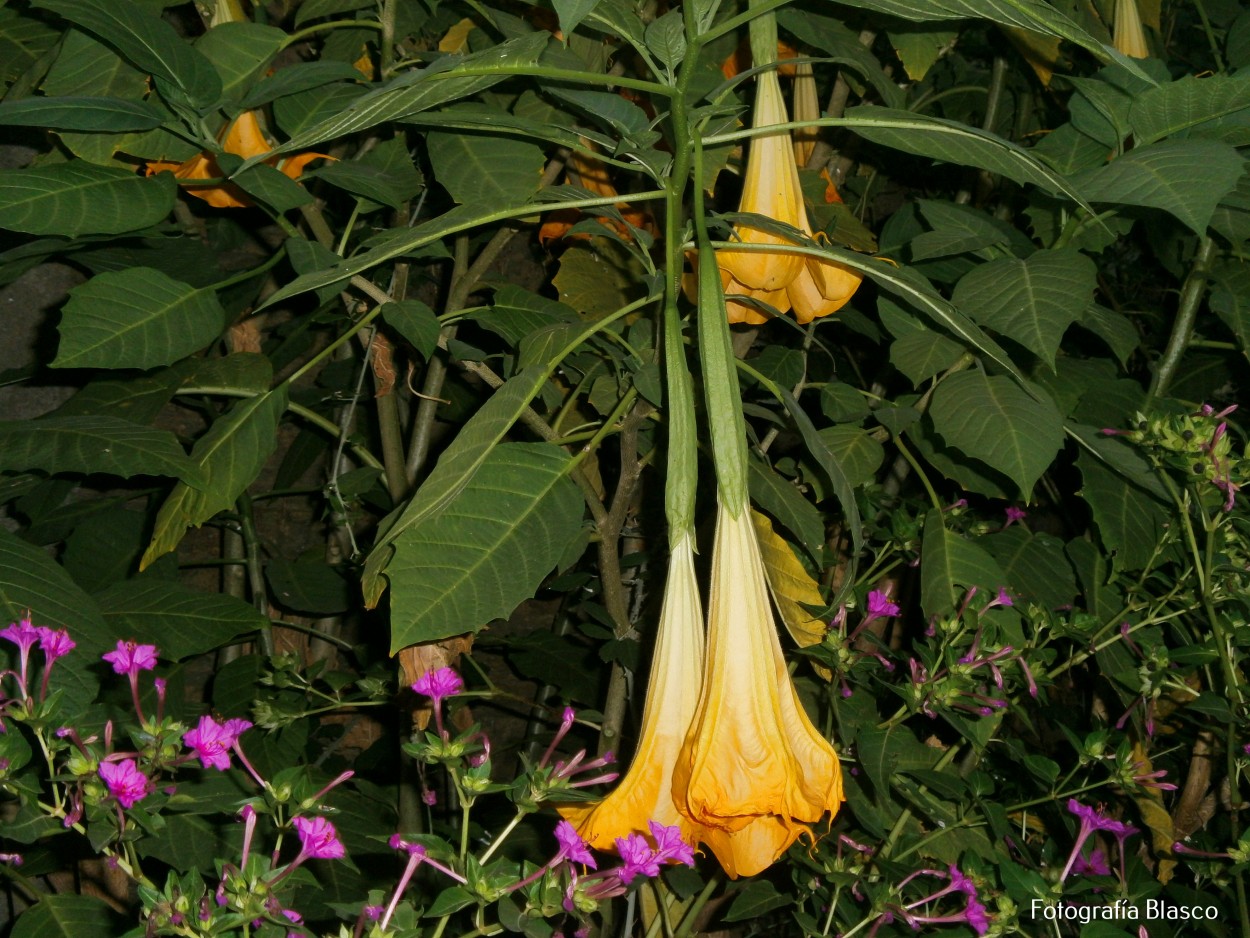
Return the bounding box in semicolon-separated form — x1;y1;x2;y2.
439;17;477;54
1001;26;1063;86
1130;741;1177;884
752;510;827;649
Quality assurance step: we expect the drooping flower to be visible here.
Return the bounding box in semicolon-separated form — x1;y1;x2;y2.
292;816;346;860
671;502;843;878
539;144;655;244
99;758;152;809
713;70;861;325
560;534;713;850
145;110;329;210
1113;0;1149;58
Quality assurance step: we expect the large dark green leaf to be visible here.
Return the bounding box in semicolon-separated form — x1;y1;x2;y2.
386;443;583;650
953;249;1096;369
195;21;285;103
1129;73;1250;145
95;580;267;659
0;416;203;485
53;268;226;370
1078;449;1170;573
930;372;1063;498
1074;138;1246;235
11;894;128;938
142;389;288;567
32;0;221;108
919;509;1006;616
251;32;551;162
426;130;546;206
982;527;1077;611
0;95;165;131
0;163;175;237
0;7;61;86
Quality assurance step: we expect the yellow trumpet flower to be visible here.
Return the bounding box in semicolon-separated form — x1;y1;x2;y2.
672;501;843;878
716;69;861;325
559;534;714;848
145;111;328;210
1113;0;1149;58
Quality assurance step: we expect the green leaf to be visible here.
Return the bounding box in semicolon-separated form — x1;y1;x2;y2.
95;580;267;659
930;371;1063;498
239;60;364;109
0;416;202;485
231;162;315;212
383;300;441;358
953;249;1096;368
1130;73;1250;145
362;367;557;604
196;21;286;104
1078;449;1170;573
426;130;546;207
889;329;966;385
11;894;127;938
0;95;165;131
911;199;1014;260
32;0;221;108
1079;303;1140;367
386;443;582;650
747;456;826;562
553;237;648;316
982;527;1077;611
266;558;353;615
0;163;175;237
253;32;551;162
0;7;61;87
920;509;1006;616
0;527;107;718
644;9;685;71
294;0;374;27
1074;138;1246;235
53;268;226;370
1210;259;1250;363
176;352;274;395
142;389;288;567
307;160;412;210
723;881;792;923
815;426;885;488
553;0;602;37
843;106;1092;205
836;0;1141;71
887;21;959;81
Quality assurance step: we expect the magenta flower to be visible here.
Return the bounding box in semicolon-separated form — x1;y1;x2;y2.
1072;847;1112;877
36;627;75;665
865;589;900;621
293;816;345;860
1;618;40;694
648;821;695;868
555;820;597;869
184;715;252;771
102;640;159;676
614;832;661;883
1003;506;1027;528
1061;800;1138;882
99;758;152;809
411;667;464;705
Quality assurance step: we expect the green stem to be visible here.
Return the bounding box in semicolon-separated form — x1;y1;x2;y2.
282;19;384;49
236;494;275;655
1147;236;1216;405
1191;0;1227;72
877;744;961;860
673;875;721;938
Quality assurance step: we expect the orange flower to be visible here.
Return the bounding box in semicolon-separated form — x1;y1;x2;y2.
539;146;655;245
145;111;328;209
1113;0;1149;59
715;70;861;325
671;501;843;878
558;534;715;849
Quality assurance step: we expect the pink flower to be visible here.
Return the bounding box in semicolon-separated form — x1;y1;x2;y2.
648;821;695;868
36;627;75;664
0;618;39;655
99;758;151;808
102;640;158;676
411;667;464;705
865;589;900;621
614;832;660;883
293;816;345;860
555;820;597;869
1003;506;1027;528
184;715;252;771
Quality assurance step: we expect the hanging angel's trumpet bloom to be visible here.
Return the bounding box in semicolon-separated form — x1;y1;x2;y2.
671;501;843;878
145;111;329;209
559;534;711;850
145;113;324;210
1113;0;1149;58
539;145;655;245
791;62;820;168
715;70;861;325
